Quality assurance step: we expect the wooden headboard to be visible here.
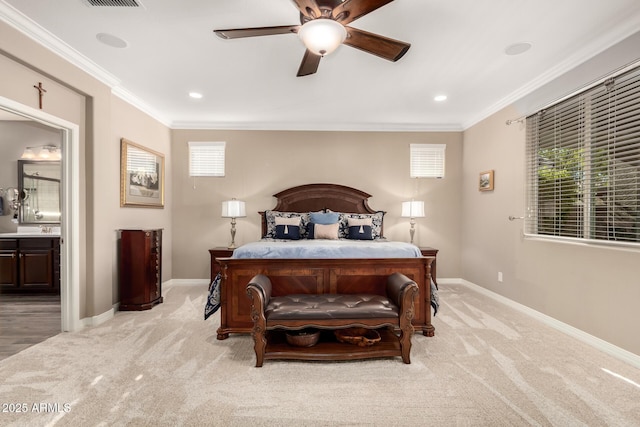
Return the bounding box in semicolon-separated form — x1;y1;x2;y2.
260;183;382;236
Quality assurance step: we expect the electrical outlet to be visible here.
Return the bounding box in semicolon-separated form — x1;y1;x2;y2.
498;272;503;282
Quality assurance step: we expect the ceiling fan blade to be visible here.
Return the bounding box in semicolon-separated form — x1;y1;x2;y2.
290;0;323;19
214;25;299;39
343;27;410;62
332;0;394;25
297;49;322;76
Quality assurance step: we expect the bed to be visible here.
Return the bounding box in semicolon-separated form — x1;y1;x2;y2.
206;183;437;339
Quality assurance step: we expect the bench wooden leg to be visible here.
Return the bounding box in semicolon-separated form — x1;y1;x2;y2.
251;325;266;368
399;284;418;364
399;324;413;364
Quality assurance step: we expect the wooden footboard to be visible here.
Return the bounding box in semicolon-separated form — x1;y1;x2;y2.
215;256;434;340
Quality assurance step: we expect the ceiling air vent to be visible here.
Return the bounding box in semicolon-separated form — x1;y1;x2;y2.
81;0;144;7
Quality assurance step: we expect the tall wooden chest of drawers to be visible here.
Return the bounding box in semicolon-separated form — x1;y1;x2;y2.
118;229;163;311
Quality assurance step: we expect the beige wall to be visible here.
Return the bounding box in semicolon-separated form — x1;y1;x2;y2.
462;104;640;357
461;31;640;356
170;129;463;279
1;20;172;319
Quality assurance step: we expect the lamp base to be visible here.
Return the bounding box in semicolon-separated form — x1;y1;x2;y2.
228;217;237;249
409;219;416;244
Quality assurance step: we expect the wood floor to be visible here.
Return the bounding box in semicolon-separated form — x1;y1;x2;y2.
0;294;61;361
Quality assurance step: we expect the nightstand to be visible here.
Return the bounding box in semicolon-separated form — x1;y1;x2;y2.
209;247;234;279
419;247;439;288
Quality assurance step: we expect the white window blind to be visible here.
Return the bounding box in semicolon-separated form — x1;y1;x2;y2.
188;141;225;177
410;144;446;178
526;64;640;244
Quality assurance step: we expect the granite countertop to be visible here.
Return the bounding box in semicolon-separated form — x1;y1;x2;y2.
0;232;61;238
0;226;61;238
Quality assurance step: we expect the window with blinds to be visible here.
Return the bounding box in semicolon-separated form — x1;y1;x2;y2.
526;64;640;244
188;141;225;177
410;144;446;178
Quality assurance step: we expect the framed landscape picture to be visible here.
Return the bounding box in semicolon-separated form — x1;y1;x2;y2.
479;170;494;191
120;138;165;208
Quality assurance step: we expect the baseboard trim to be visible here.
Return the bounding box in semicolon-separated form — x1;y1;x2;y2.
164;279;209;287
452;278;640;370
436;278;460;286
80;307;114;328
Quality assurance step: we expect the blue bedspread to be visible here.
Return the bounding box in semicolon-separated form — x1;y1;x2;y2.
232;239;423;259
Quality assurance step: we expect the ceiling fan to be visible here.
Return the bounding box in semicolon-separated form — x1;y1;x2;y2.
214;0;410;77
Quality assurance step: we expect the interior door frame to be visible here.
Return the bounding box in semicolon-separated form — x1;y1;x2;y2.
0;95;80;332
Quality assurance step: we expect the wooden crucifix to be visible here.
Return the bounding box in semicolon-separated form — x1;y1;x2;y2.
33;82;47;109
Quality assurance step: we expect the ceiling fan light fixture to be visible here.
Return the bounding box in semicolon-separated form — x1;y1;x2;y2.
298;18;346;57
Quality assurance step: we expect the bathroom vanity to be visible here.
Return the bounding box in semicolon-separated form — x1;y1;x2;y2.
0;234;60;294
0;160;62;295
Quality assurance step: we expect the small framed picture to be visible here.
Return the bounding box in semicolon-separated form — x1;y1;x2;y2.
120;138;165;208
479;170;494;191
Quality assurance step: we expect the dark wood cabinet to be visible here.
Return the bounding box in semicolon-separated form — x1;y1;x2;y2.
0;237;60;294
118;229;163;311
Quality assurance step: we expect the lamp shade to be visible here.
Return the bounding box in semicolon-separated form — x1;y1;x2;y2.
401;201;425;218
298;18;346;56
221;199;246;218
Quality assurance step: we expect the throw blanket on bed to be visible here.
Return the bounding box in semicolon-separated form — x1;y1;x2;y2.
204;273;439;320
204;273;221;320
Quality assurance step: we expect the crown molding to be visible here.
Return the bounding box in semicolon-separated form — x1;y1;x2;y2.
0;1;119;88
1;1;171;126
169;120;463;132
111;86;172;127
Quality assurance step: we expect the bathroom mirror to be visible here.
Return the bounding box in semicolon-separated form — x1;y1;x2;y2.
18;160;61;224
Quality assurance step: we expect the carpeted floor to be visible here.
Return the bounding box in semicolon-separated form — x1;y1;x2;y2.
0;282;639;426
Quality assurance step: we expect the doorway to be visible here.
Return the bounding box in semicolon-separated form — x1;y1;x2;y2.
0;95;80;333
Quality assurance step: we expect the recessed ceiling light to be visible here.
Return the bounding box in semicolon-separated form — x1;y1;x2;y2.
505;42;532;56
96;32;128;48
434;95;447;102
189;92;203;99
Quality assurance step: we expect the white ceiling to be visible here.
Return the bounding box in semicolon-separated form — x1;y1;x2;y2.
2;0;640;131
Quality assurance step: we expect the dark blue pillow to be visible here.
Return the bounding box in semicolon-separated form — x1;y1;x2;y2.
275;224;300;240
348;225;373;240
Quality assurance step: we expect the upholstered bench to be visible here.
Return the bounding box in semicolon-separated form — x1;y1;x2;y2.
246;272;419;367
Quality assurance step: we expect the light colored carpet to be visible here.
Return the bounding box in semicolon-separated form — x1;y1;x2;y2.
0;282;639;426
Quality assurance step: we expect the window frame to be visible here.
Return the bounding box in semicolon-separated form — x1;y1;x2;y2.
410;143;446;178
525;63;640;248
188;141;225;177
